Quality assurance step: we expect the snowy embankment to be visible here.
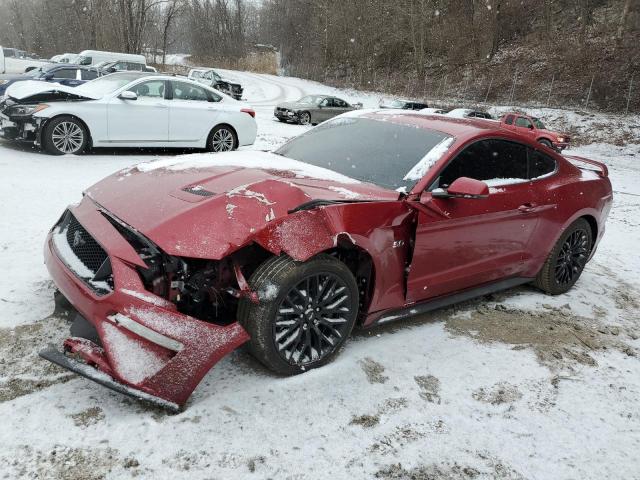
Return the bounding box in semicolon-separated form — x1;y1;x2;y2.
0;71;638;480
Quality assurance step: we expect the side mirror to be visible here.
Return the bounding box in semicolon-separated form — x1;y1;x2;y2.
119;91;138;101
528;124;534;129
431;177;489;199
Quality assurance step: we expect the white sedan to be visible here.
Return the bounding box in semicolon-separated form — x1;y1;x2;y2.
0;72;257;155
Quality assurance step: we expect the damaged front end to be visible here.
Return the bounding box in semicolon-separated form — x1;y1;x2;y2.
42;200;257;410
0;97;46;143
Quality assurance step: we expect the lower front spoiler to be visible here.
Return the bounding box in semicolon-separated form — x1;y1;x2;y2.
39;346;181;413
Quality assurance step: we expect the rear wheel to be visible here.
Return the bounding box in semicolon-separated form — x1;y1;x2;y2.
534;218;592;295
239;254;359;375
208;125;237;152
42;116;88;155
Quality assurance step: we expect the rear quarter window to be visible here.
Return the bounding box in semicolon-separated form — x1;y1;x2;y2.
528;148;556;179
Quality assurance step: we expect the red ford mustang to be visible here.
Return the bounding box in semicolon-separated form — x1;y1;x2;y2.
41;112;612;410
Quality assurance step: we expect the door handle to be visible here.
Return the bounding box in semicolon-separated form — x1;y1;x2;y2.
518;202;538;213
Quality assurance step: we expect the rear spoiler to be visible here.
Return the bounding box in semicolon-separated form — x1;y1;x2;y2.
565;155;608;178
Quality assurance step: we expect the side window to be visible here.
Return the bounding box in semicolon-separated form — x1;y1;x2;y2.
515;116;532;128
335;99;347;108
504;115;514;125
130;80;165;98
54;69;77;79
433;139;528;189
528;148;556;179
172;81;210;101
81;69;99;80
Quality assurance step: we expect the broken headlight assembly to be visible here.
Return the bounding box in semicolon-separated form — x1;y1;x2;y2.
5;103;49;117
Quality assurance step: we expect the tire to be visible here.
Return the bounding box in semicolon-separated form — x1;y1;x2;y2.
538;139;553;149
533;218;592;295
277;118;287;123
207;125;237;152
298;111;311;125
239;254;359;375
42;116;88;155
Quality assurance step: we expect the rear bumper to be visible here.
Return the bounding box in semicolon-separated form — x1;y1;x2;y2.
42;201;250;408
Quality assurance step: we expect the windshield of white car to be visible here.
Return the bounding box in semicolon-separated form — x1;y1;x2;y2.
533;117;546;129
75;73;146;96
275;117;454;191
298;95;324;105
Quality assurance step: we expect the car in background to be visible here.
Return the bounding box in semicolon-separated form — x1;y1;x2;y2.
77;50;147;67
39;111;611;409
500;113;570;151
446;108;494;119
418;107;447;115
100;60;157;73
0;63;102;98
0;72;257;154
51;53;80;64
188;68;243;100
275;95;360;125
380;99;429;110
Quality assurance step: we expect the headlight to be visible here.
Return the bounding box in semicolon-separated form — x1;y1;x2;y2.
557;136;565;142
8;104;49;116
0;80;9;86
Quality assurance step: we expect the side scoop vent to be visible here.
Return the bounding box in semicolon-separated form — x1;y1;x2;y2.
182;185;216;197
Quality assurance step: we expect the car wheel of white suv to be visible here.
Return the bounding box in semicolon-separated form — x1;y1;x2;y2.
43;116;88;155
208;125;237;153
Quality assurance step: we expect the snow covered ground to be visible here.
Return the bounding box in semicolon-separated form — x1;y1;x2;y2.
0;72;639;480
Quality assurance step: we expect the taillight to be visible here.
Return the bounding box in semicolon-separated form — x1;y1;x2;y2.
241;108;255;118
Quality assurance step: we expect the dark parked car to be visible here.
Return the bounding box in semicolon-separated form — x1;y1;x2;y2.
380;99;429;110
275;95;360;125
0;63;102;98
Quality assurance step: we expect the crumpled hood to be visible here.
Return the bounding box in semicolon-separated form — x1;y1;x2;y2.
5;80;99;101
86;151;397;259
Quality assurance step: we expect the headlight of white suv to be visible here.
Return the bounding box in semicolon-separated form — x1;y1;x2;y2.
9;104;50;116
0;80;9;86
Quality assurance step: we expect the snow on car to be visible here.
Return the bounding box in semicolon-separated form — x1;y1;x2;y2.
40;111;612;410
0;72;257;154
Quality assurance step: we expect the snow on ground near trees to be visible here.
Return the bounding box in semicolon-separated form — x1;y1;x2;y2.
0;72;639;480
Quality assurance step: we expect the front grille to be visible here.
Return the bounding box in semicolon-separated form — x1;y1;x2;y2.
65;214;108;272
53;211;113;296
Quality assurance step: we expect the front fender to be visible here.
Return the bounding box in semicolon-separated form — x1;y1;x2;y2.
253;202;415;313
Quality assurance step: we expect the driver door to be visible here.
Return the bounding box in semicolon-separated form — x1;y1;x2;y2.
107;79;169;142
406;139;542;303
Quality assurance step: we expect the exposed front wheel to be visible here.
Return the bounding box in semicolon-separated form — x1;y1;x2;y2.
534;218;592;295
42;116;88;155
298;111;311;125
208;125;237;152
538;139;553;149
239;254;359;375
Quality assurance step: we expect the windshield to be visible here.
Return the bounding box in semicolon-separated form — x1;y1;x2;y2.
533;117;546;129
75;73;143;97
298;95;324;105
275;117;454;191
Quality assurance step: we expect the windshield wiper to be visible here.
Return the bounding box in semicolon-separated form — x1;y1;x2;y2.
288;198;375;214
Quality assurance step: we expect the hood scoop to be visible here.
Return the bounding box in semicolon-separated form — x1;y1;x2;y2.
182;185;216;197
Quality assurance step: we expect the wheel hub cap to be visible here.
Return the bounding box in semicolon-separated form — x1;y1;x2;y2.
554;229;589;285
212;129;234;152
273;273;352;366
51;122;83;154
